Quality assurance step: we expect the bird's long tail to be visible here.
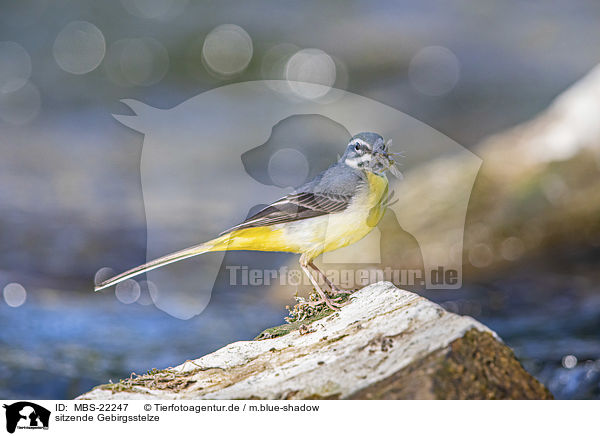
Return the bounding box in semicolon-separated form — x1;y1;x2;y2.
94;233;233;292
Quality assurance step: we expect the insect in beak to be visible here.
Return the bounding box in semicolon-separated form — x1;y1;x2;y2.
382;139;403;180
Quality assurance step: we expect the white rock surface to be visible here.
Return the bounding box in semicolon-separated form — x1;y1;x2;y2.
78;282;497;400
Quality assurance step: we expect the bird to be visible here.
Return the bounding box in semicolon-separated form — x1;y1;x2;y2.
95;132;402;310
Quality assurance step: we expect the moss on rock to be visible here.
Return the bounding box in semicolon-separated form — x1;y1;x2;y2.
349;329;552;399
254;308;334;340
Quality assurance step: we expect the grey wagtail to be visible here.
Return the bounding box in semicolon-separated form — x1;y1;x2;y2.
95;132;402;309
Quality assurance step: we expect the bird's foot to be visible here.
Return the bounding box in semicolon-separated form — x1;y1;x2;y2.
320;295;346;311
326;285;354;297
285;289;347;323
313;287;347;311
302;294;344;311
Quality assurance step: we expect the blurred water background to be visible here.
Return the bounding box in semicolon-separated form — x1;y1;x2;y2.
1;0;600;399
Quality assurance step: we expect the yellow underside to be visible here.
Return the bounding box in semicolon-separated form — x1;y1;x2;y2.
204;171;389;261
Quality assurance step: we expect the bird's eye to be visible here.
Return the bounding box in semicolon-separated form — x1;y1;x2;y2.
354;143;361;151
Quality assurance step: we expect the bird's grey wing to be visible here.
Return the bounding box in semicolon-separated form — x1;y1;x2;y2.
220;191;352;234
221;161;364;234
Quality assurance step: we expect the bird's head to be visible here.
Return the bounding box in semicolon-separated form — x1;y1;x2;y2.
341;132;402;178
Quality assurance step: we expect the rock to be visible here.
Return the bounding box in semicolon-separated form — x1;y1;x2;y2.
77;282;551;400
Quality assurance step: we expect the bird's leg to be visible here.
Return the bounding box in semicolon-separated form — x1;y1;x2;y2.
307;261;347;296
299;263;341;311
299;256;343;311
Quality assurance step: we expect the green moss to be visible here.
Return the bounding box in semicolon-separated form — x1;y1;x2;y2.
349;329;553;400
431;330;553;399
255;288;354;340
254;308;334;340
99;367;200;394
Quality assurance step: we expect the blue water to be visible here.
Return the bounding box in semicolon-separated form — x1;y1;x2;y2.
0;288;286;399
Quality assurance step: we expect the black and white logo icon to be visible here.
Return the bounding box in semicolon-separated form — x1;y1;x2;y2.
3;402;50;434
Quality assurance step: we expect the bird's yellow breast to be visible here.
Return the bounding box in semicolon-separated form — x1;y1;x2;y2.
281;171;388;258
